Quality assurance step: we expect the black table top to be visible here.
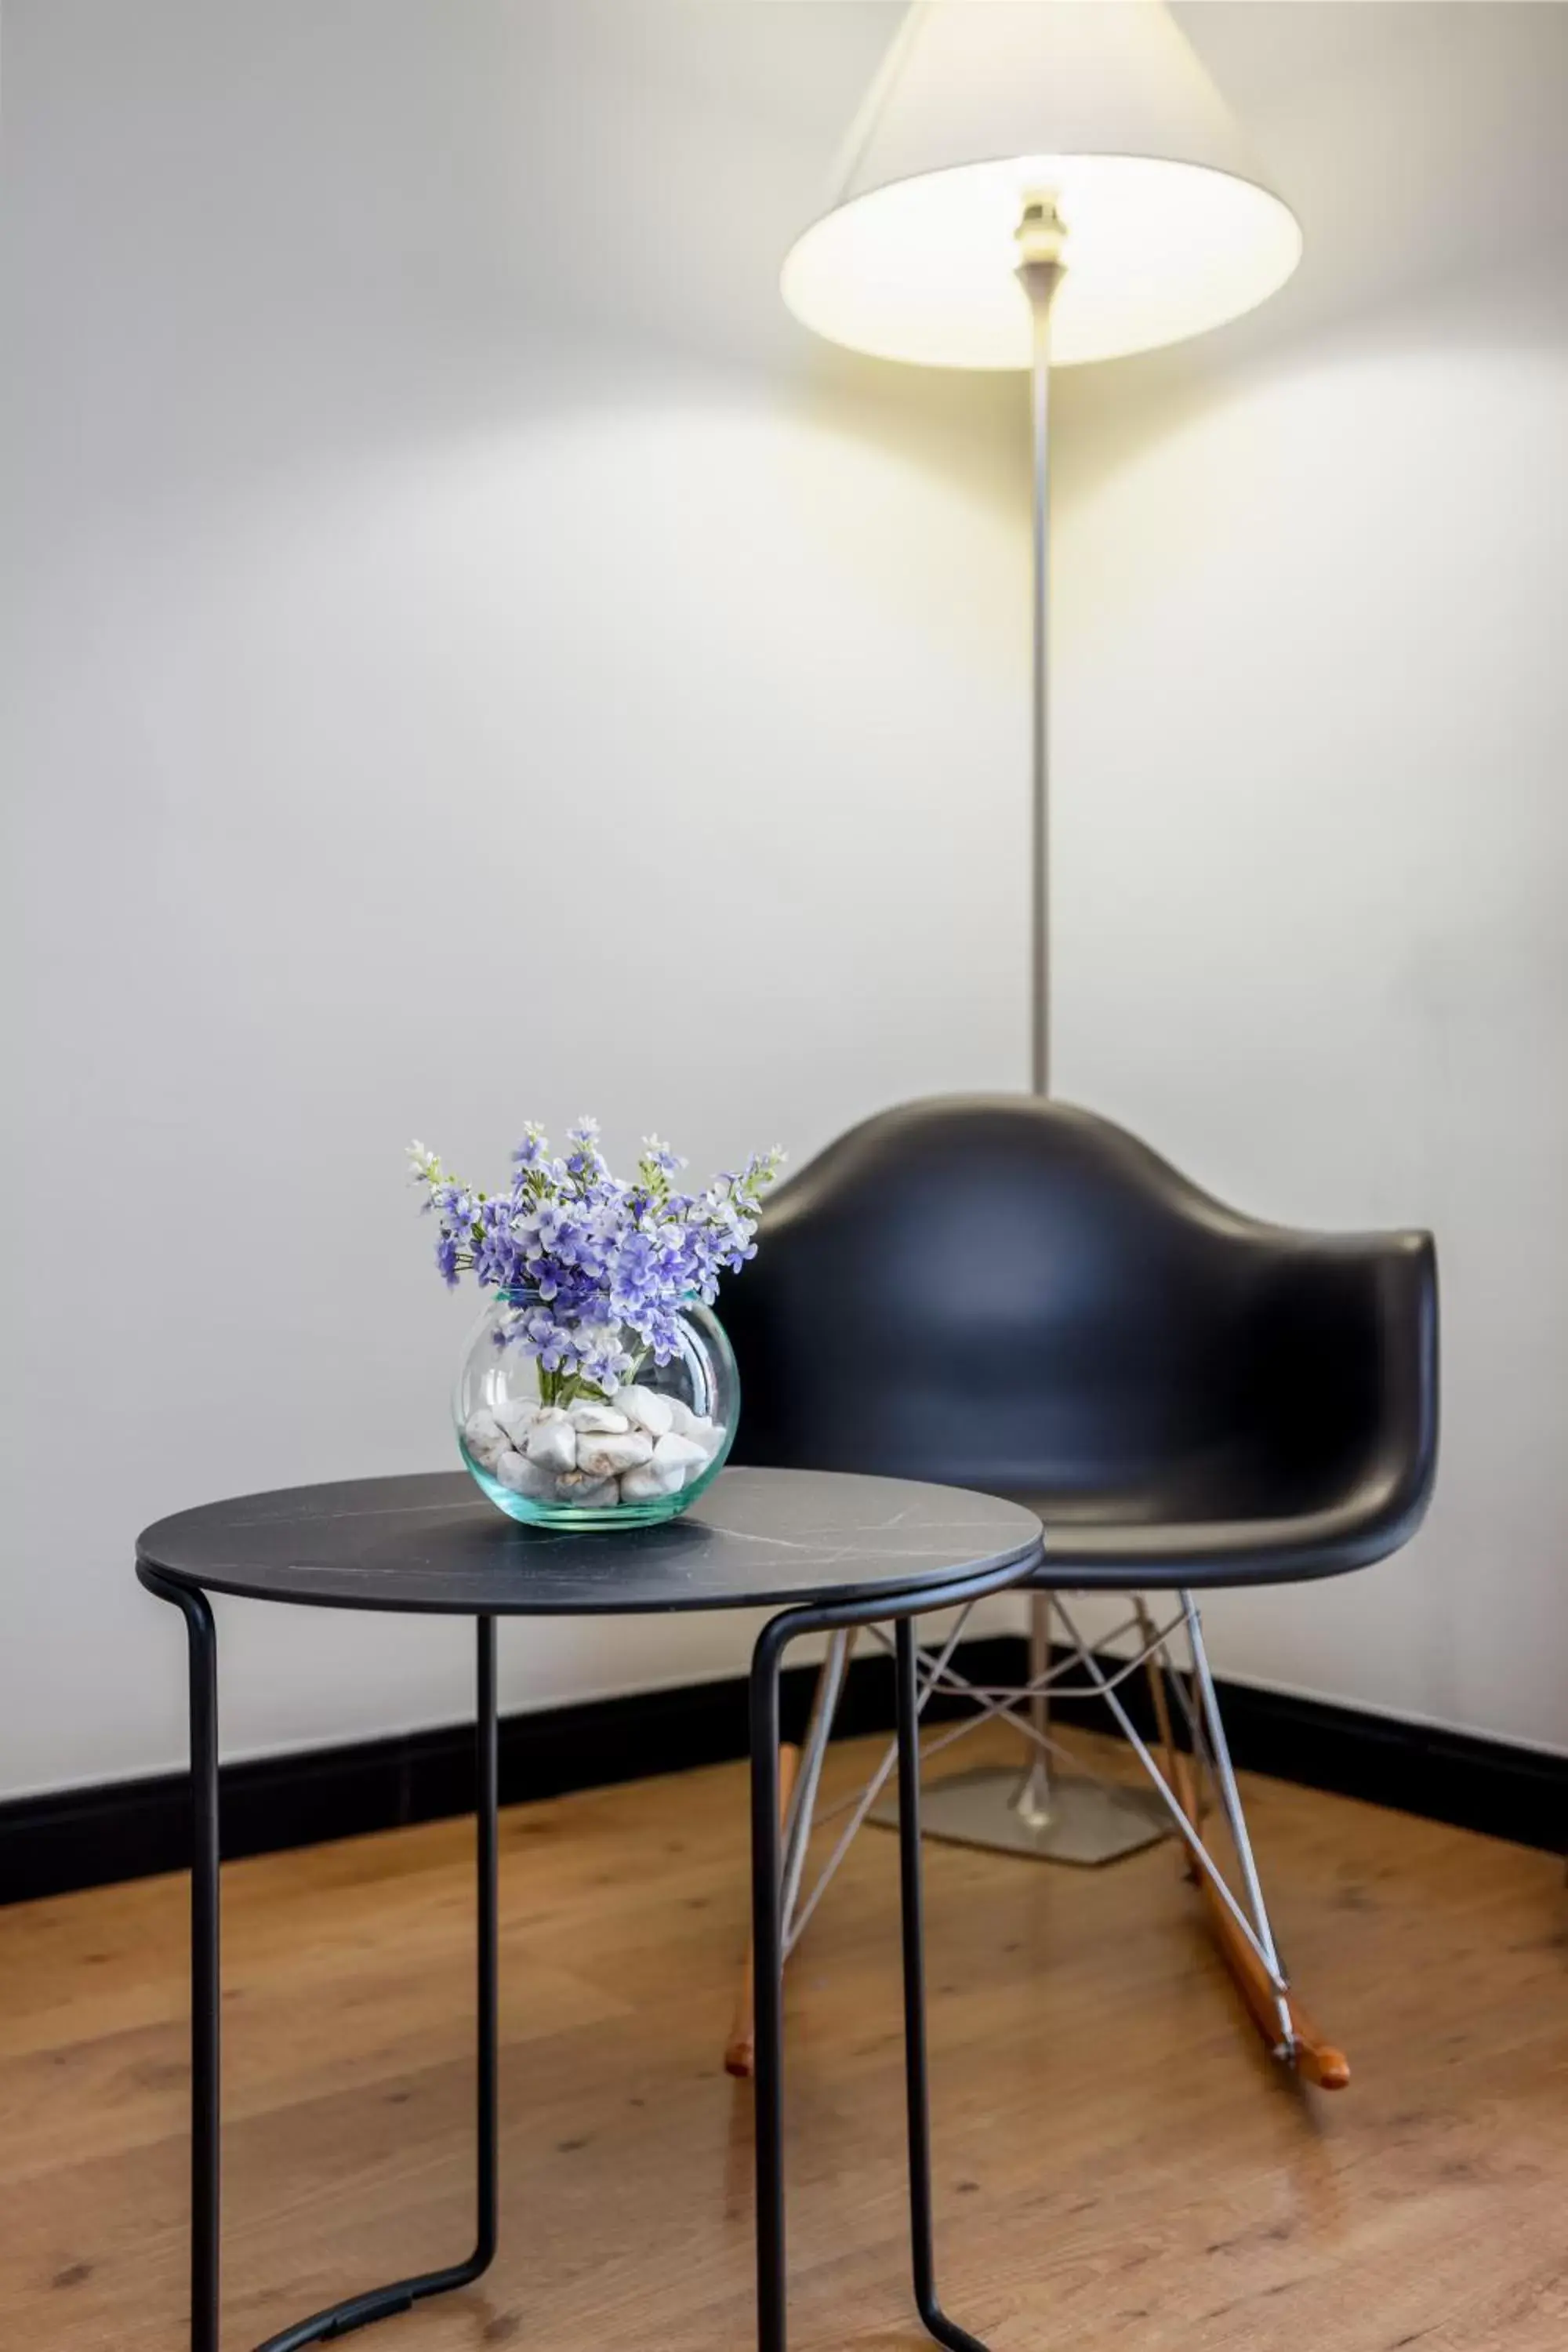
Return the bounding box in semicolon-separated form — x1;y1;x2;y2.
135;1468;1044;1617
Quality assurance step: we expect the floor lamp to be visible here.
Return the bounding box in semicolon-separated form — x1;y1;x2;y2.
782;1;1302;1863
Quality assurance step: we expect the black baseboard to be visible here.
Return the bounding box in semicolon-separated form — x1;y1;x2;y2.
2;1635;1560;1909
1038;1645;1565;1860
0;1634;924;1910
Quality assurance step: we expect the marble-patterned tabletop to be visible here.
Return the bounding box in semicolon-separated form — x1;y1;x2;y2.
136;1468;1044;1617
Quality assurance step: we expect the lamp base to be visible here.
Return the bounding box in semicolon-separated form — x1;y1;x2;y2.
872;1762;1169;1866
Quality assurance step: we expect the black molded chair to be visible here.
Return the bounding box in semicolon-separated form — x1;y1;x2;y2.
722;1096;1438;2084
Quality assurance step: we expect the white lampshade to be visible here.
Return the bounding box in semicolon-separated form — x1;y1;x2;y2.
783;0;1301;368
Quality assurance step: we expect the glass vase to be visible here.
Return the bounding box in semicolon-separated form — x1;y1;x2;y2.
454;1290;739;1530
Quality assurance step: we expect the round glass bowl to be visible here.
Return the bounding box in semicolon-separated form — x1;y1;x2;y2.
454;1294;739;1529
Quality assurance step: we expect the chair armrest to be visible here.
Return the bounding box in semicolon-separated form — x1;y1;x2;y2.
1252;1228;1439;1553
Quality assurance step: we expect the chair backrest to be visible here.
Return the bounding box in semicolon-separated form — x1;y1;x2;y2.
722;1096;1434;1522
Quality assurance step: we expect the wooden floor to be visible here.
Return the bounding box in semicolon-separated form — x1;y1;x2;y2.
3;1722;1565;2350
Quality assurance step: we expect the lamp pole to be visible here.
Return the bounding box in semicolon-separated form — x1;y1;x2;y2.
1016;193;1065;1101
1014;196;1066;1828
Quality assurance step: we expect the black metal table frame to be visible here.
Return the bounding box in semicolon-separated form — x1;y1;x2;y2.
140;1549;1033;2352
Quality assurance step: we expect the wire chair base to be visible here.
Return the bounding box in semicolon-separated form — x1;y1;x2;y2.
750;1588;1351;2092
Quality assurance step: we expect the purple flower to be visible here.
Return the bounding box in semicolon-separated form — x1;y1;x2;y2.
406;1122;783;1400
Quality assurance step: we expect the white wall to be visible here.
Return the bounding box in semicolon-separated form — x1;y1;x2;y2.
3;0;1030;1798
5;4;1566;1799
1053;3;1568;1755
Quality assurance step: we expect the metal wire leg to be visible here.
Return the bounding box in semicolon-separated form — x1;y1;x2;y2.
474;1616;500;2270
138;1568;221;2352
896;1618;989;2352
1012;1591;1054;1823
779;1631;851;1941
1180;1594;1293;2048
867;1598;1169;1867
747;1564;1025;2352
252;1614;501;2350
750;1619;789;2352
140;1567;503;2352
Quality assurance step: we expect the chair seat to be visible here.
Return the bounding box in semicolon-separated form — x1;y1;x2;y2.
1000;1465;1417;1588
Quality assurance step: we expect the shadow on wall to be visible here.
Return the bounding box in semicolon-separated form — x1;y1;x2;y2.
9;0;1025;544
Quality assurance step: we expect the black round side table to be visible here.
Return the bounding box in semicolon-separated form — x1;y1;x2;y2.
137;1465;1044;2352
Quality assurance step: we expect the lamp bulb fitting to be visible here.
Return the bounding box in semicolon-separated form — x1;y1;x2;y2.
1015;191;1068;271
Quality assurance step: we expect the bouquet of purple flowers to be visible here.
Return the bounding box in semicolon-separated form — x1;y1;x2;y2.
408;1119;782;1406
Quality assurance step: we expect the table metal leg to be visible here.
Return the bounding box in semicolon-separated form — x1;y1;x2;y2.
750;1589;1002;2352
474;1613;500;2276
137;1567;222;2352
749;1616;789;2352
254;1614;500;2351
895;1617;988;2352
137;1572;501;2351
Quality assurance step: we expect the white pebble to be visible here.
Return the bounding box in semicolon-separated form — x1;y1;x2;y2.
685;1416;724;1461
663;1398;699;1438
620;1457;684;1502
494;1448;553;1498
618;1385;674;1439
568;1403;630;1435
463;1408;508;1468
652;1431;707;1479
554;1469;619;1506
495;1397;542;1448
526;1410;577;1472
575;1429;655;1479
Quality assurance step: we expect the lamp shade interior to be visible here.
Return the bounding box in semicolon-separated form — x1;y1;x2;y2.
782;2;1302;369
